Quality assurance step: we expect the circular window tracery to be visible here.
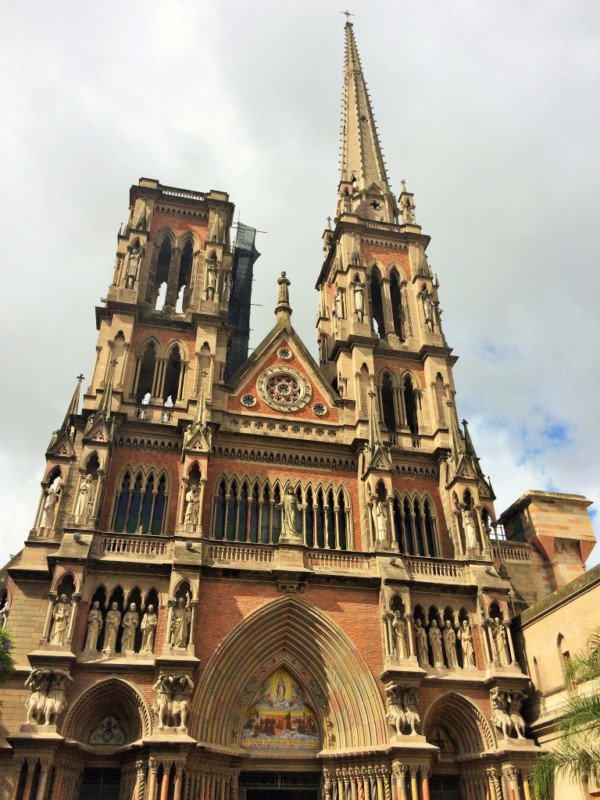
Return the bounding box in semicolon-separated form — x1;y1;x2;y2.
257;366;311;412
241;394;256;407
278;347;292;360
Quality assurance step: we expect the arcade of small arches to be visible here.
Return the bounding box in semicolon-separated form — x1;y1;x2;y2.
112;467;169;535
132;337;190;407
212;476;352;550
378;369;422;436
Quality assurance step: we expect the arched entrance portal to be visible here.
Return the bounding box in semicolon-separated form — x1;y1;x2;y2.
423;692;497;800
239;771;321;800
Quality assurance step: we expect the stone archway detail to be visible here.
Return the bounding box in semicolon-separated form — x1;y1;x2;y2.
62;676;153;744
192;595;387;750
422;691;497;755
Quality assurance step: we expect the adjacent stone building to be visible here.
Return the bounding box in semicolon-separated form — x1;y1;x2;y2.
0;21;596;800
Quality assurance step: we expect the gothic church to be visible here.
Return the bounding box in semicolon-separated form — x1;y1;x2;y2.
0;21;596;800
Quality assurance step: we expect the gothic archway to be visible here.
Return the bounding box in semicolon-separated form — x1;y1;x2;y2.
422;691;496;756
192;596;387;750
62;677;153;745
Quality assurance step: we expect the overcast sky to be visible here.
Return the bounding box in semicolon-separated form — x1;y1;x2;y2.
2;0;599;567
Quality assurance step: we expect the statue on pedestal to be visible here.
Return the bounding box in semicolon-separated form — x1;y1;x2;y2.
84;601;103;652
48;594;72;646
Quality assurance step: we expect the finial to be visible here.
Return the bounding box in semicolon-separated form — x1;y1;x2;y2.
401;179;407;194
327;216;332;231
275;271;292;330
60;373;85;432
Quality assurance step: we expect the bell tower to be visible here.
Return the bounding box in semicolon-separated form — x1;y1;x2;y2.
317;22;495;553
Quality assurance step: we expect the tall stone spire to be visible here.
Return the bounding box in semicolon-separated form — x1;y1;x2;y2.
338;21;394;220
275;271;292;330
60;374;84;432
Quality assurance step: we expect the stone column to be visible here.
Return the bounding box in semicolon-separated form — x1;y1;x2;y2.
392;764;407;800
173;765;184;800
188;601;198;650
505;624;518;666
41;592;57;644
406;614;416;658
147;759;159;800
160;765;170;800
21;761;35;800
421;768;430;800
66;592;81;648
409;768;419;800
521;776;531;800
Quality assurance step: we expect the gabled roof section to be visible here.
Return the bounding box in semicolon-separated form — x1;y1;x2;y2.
340;22;391;196
227;321;341;417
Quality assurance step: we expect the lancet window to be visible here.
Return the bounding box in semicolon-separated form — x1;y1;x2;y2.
392;493;439;556
176;239;194;313
212;477;351;549
403;375;420;435
150;236;172;310
369;267;385;337
389;269;404;340
112;469;168;535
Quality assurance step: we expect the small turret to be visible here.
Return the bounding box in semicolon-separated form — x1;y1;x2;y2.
275;271;292;331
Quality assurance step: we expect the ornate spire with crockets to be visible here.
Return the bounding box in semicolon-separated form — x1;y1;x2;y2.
60;374;84;432
339;22;392;207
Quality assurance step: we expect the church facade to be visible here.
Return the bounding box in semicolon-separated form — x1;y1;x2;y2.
0;22;596;800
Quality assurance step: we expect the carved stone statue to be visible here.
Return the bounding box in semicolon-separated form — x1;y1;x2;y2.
184;484;200;526
121;603;139;652
414;619;429;668
25;668;73;727
278;486;300;542
0;600;8;629
418;285;435;332
103;601;121;654
392;611;408;660
461;505;479;551
42;481;61;528
74;474;94;520
141;605;158;653
171;594;191;648
490;688;514;739
125;244;143;288
353;280;365;322
458;619;475;668
334;290;344;321
386;685;421;736
429;620;445;667
84;601;103;652
49;594;72;646
171;675;194;729
401;196;416;225
277;271;291;307
206;256;219;301
509;691;527;739
442;619;459;669
373;499;389;544
153;672;194;731
491;617;510;665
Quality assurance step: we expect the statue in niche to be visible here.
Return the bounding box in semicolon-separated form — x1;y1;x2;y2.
74;474;94;520
125;244;143;288
278;486;300;541
140;604;158;653
458;619;475;668
25;668;73;727
153;673;173;730
334;290;344;321
171;593;191;648
418;285;435;332
429;620;445;667
121;603;139;652
103;601;121;654
48;594;72;646
353;280;365;322
491;617;510;665
414;619;429;668
84;601;103;652
373;499;389;545
184;484;200;526
401;196;416;225
392;611;408;659
461;505;479;551
42;480;62;528
206;256;219;301
0;599;8;629
442;620;459;669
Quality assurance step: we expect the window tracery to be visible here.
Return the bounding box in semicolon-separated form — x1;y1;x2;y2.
392;493;439;556
112;468;168;535
212;476;351;549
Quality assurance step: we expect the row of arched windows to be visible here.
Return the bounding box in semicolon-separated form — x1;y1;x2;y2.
380;372;420;435
147;235;195;313
392;494;439;557
112;470;168;535
213;478;351;550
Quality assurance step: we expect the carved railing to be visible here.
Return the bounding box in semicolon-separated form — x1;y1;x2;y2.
92;533;171;558
161;187;205;202
491;542;533;562
306;550;374;573
403;558;466;581
205;541;275;564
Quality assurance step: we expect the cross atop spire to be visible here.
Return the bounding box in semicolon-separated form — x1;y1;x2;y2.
339;22;392;211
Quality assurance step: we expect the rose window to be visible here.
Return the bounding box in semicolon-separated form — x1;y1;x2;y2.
257;366;311;412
